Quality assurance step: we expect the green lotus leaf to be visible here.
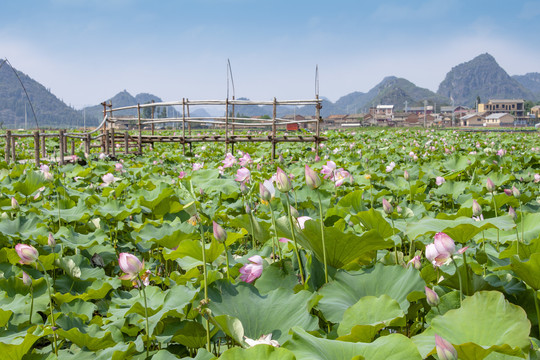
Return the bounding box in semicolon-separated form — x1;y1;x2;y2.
318;263;425;323
191;169;240;196
206;281;319;344
499;237;540;260
0;326;50;360
55;254;105;280
276;216;393;268
211;314;245;345
163;238;224;270
0;214;49;241
337;295;405;340
510;253;540;290
171;320;213;349
352;208;394;239
12;170;48;197
131;218;198;249
55;313;117;351
432;180;469;199
94;341;138;360
54;227;108;250
54;277;121;305
179;348;215;360
218;345;296;360
94;199;141;220
0;277;49;326
412;291;530;359
486;213;540;244
41;199;93;223
131;182;176;212
255;259;299;294
406;215;515;243
443;155;475;172
283;327;422;360
60;299;96;322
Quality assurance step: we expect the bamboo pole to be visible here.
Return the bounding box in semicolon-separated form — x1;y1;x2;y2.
111;127;116;157
151;100;155;150
182;98;186;155
316;95;321;156
84;134;90;155
34;131;40;167
41;132;46;158
124;132;129;155
59;130;65;165
11;135;16;163
187;98;191;135
71;138;75;156
5;130;11;163
225;98;229;153
105;130;110;155
137;103;142;155
272;97;277;161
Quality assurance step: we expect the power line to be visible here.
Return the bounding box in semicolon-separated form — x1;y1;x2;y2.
0;58;40;130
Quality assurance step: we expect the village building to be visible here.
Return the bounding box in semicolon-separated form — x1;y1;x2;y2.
460;113;485;127
479;99;524;117
484;112;515;127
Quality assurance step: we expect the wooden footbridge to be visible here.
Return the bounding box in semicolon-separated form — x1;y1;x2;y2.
1;97;324;165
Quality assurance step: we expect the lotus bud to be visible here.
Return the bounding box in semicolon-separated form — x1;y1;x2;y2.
435;334;458;360
503;189;512;196
213;221;227;243
486;178;495;192
408;255;421;269
118;253;144;281
11;197;19;209
259;183;271;201
382;198;393;214
512;185;520;198
289;206;299;218
472;200;482;217
425;287;440;307
275;167;292;193
305;165;321;190
22;271;32;287
15;244;39;265
436;176;445;186
403;170;410;181
48;233;56;248
434;232;455;255
245;203;251;213
240;182;248;194
508;206;517;221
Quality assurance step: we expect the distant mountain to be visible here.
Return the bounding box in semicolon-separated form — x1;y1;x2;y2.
512;72;540;96
437;53;535;106
0;61;82;128
81;91;177;125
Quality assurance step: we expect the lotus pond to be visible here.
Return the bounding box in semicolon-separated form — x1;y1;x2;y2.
1;128;540;359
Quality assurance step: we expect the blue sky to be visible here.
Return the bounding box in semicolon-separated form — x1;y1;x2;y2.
1;0;539;108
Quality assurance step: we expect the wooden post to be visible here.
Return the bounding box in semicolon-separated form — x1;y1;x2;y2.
225;98;229;153
86;133;91;156
124;131;129;155
11;135;16;163
272;97;277;161
187;98;191;136
71;138;75;156
182;98;186;155
59;130;65;165
5;130;11;163
231;94;236;154
151;100;155;150
105;129;110;155
137;103;142;155
41;133;46;158
111;127;116;157
34;131;40;167
315;95;321;157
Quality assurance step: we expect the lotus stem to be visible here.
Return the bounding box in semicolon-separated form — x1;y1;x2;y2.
38;260;58;356
317;191;328;284
223;243;230;280
451;256;463;306
29;285;34;324
462;251;470;296
269;202;282;262
533;287;540;337
285;195;305;284
198;223;211;351
519;201;524;245
140;282;150;358
390;218;398;264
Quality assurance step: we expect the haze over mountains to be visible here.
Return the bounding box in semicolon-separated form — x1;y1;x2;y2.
1;53;539;128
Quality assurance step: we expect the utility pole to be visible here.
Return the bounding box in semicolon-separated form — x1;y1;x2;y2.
424;100;427;128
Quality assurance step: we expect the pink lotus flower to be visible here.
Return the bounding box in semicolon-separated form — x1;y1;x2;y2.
259;180;275;202
222;153;236;168
435;334;458;360
382;198;393;214
244;334;279;348
486;178;496;192
11;197;19;209
118;253;145;283
192;162;204;171
435;177;445;186
239;255;263;283
115;163;123;172
535;174;540;183
48;233;56;248
320;161;336;180
275;167;292;192
235;167;250;183
178;171;186;179
305;165;321;190
425;232;467;267
407;255;421;269
385;161;396;173
15;243;39;264
213;221;227;243
239;152;252;166
102;173;115;186
425;287;440;307
99;153;107;160
334;169;352;187
296;216;312;229
22;270;32;287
